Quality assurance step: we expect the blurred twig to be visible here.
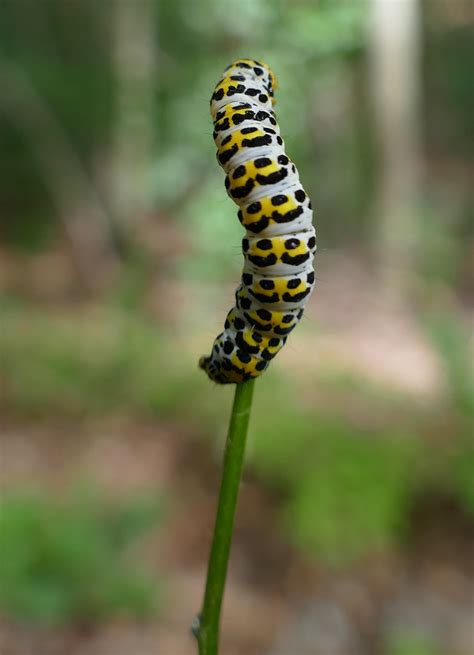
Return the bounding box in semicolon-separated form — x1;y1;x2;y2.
0;58;121;291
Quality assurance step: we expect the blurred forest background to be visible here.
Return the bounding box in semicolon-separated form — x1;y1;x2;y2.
0;1;473;654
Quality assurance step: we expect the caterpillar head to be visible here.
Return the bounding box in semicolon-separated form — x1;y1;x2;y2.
223;58;278;101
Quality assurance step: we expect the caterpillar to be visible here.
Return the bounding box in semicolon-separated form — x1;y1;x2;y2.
199;58;316;384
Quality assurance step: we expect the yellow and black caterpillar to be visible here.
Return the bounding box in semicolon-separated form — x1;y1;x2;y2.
199;59;316;384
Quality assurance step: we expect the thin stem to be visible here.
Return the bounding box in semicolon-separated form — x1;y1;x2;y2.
196;378;255;655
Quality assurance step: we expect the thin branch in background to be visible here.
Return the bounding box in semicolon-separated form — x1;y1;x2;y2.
369;0;423;304
0;59;121;291
109;0;157;233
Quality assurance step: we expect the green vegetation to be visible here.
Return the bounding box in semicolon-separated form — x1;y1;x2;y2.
260;420;419;563
0;299;204;419
385;632;439;655
425;314;474;416
0;490;162;624
248;396;422;563
451;434;474;517
244;312;474;562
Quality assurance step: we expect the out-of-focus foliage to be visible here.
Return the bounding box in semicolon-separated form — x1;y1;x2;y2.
1;301;168;417
248;388;467;563
0;0;114;248
0;490;162;624
0;300;211;420
385;632;439;655
258;420;419;563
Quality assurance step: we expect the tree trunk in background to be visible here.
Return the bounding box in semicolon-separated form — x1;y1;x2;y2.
110;0;157;238
369;0;422;304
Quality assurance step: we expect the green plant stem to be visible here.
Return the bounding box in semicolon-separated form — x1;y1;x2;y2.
196;378;255;655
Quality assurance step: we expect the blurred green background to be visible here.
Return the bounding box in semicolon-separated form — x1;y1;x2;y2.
0;1;473;654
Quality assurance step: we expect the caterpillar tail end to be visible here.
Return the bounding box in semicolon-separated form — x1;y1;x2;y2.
199;355;210;373
199;352;262;385
199;353;224;384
